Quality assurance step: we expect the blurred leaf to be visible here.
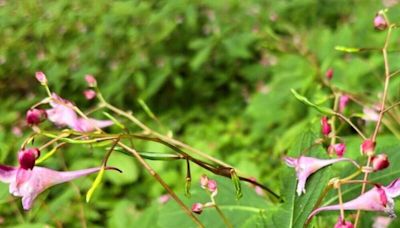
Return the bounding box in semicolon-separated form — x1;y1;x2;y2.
105;152;139;185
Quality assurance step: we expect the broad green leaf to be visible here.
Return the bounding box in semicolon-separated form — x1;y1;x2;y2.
105;152;139;185
291;89;335;115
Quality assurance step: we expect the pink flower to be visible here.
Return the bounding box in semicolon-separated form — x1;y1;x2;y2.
334;217;354;228
339;95;350;113
46;93;113;132
363;107;379;122
329;143;346;157
371;154;390;172
83;89;96;100
308;179;400;220
361;139;375;156
35;72;47;85
284;156;358;196
374;14;387;30
85;74;97;87
192;203;203;214
158;194;170;204
326;68;334;80
321;116;331;136
0;149;119;210
26;109;47;125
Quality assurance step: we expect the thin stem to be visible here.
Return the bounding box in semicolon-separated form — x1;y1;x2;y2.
330;94;340;147
337;185;345;222
354;24;393;228
214;204;233;228
334;113;367;140
118;142;205;227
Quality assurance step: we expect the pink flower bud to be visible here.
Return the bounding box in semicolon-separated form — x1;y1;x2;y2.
374;14;387;30
85;74;97;87
334;217;354;228
200;175;209;189
26;109;47;125
361;139;375;155
329;143;346;157
339;95;350;113
371;154;390;172
83;89;96;100
18;148;40;170
35;72;47;84
207;179;218;193
158;194;170;204
191;203;203;214
325;68;334;80
321;116;331;136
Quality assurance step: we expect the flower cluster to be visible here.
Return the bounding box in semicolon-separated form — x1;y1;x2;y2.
191;175;219;215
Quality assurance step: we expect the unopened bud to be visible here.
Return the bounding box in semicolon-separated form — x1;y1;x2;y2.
191;203;203;214
207;179;218;192
83;89;96;100
326;68;334;80
374;14;387;31
18;148;40;170
321;116;331;136
85;74;97;87
35;71;48;85
339;95;350;113
335;216;354;228
329;143;346;157
361;139;375;156
26;108;47;125
200;175;209;189
371;154;389;171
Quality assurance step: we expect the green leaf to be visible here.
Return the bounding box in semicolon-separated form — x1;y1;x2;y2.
291;89;335;115
86;167;105;203
105;152;139;185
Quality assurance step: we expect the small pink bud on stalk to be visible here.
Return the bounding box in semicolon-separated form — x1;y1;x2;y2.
200;175;209;189
374;14;388;31
85;74;97;87
26;109;47;125
35;72;47;85
321;116;331;136
18;148;40;170
326;68;334;80
361;139;375;156
83;89;96;100
339;95;350;113
371;154;390;172
334;217;354;228
191;203;203;214
329;143;346;157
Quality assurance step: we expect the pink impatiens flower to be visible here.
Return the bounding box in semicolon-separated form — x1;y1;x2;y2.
46;93;113;132
284;156;358;196
308;179;400;221
1;149;119;210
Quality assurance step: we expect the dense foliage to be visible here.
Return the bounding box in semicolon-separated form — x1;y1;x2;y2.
1;0;400;227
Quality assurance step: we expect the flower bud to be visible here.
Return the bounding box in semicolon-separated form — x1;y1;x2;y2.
26;108;47;125
374;14;387;31
339;95;350;113
35;71;47;85
325;68;334;80
371;154;390;172
18;148;40;170
361;139;375;156
200;175;209;189
321;116;331;136
85;74;97;87
207;179;218;193
329;143;346;157
334;217;354;228
191;203;203;214
83;89;96;100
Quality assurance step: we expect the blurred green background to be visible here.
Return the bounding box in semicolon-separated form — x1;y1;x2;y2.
1;0;400;227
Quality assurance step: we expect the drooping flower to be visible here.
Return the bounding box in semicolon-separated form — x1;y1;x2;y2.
374;14;387;30
371;154;390;172
326;68;334;80
334;216;354;228
26;109;47;125
339;95;350;113
321;116;332;136
329;143;346;157
308;179;400;221
284;156;358;196
45;93;113;132
361;139;375;156
1;149;119;210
